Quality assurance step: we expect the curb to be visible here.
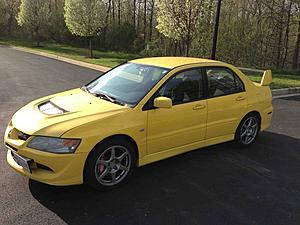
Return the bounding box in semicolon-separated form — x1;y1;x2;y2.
272;87;300;96
10;46;110;73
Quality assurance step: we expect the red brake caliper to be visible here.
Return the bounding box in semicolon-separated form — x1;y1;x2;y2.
98;164;105;174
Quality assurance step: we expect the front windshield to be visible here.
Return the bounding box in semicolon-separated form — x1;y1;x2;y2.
86;63;169;106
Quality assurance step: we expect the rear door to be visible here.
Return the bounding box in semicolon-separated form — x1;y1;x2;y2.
204;67;248;139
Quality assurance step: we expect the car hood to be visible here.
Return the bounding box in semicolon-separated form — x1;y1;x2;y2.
11;88;129;137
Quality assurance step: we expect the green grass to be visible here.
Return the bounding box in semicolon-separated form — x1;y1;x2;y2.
0;37;299;89
0;37;139;68
245;73;300;89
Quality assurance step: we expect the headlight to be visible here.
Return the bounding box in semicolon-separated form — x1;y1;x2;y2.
27;136;81;153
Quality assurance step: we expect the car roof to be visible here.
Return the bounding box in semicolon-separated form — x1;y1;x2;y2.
129;57;220;69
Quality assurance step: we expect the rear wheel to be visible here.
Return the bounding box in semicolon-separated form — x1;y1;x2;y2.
84;138;135;190
235;114;260;147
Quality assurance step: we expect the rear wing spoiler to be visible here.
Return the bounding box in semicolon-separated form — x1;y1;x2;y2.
260;70;272;86
238;67;272;86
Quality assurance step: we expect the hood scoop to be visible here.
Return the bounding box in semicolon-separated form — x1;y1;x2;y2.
38;101;68;115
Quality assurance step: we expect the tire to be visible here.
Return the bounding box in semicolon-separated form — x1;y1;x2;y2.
84;138;135;190
235;113;260;147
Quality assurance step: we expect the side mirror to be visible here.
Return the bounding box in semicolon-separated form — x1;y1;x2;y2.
154;97;172;109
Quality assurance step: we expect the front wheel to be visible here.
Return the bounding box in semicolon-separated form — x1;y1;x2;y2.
84;138;135;190
235;114;260;147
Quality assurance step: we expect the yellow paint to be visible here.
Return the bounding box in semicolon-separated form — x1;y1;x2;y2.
153;96;173;108
260;70;272;86
4;57;273;186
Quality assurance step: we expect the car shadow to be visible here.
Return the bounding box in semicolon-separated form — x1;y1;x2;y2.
29;131;300;225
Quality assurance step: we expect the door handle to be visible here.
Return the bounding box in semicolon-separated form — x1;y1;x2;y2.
193;104;206;110
236;96;246;101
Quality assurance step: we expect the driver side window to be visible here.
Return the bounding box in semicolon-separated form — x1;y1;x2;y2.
157;69;203;105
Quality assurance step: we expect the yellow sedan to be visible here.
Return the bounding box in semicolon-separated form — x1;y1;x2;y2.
4;57;273;190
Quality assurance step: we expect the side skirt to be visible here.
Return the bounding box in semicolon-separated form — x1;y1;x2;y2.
138;134;234;167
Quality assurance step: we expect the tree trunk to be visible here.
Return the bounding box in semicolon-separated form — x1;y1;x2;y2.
133;0;136;31
275;0;285;69
112;0;115;25
282;1;292;69
7;13;13;36
118;0;121;28
143;0;147;41
89;37;93;58
137;2;141;32
149;0;154;41
186;39;191;57
211;0;222;60
36;28;40;47
292;19;300;70
178;41;183;56
102;0;112;46
186;1;192;57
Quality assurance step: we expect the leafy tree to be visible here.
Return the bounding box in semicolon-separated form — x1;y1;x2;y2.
17;0;50;46
64;0;106;58
5;0;20;35
292;0;300;70
0;0;7;29
48;0;69;42
1;0;298;71
156;0;210;56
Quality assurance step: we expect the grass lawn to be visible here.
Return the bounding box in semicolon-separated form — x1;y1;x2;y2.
0;37;299;89
245;73;300;89
0;37;139;68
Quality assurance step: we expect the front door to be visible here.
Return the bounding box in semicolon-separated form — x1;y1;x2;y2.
146;68;207;154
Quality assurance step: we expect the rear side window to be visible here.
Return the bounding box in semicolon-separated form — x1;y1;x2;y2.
205;68;244;97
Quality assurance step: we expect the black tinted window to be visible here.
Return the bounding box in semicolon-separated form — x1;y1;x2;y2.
206;68;244;97
158;69;203;105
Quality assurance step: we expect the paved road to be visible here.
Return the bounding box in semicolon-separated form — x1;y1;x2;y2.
0;46;300;225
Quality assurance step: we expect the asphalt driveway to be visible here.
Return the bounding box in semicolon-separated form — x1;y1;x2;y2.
0;45;300;225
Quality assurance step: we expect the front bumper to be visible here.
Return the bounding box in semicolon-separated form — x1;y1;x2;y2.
5;125;88;186
6;149;87;185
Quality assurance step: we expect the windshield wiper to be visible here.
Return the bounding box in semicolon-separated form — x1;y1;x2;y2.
95;92;115;103
94;92;126;106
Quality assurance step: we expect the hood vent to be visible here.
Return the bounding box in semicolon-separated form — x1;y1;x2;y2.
38;101;67;115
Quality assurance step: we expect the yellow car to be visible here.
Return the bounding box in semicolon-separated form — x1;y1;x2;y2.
4;57;273;189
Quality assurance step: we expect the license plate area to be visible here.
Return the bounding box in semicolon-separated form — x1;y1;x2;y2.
11;151;32;173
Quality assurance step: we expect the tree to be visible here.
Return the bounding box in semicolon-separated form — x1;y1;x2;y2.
0;0;7;29
292;19;300;70
143;0;147;41
17;0;50;46
148;0;155;41
48;0;68;42
64;0;106;58
156;0;210;56
292;0;300;70
5;0;20;35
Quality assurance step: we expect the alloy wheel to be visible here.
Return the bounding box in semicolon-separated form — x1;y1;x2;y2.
240;117;259;145
94;145;131;186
